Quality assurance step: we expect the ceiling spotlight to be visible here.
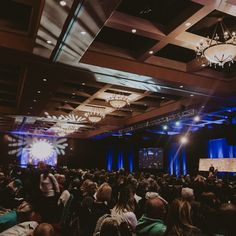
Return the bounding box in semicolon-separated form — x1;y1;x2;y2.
80;31;86;35
190;94;194;97
179;85;183;88
43;78;47;82
59;0;67;6
180;136;188;144
175;121;180;127
46;40;52;44
201;106;205;109
37;90;41;94
131;29;137;33
161;97;165;99
193;115;200;122
72;92;76;96
163;125;168;130
149;50;154;54
30;107;33;110
185;22;192;27
33;99;37;102
82;82;85;85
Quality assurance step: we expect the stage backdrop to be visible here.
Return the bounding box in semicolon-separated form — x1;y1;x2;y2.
199;158;236;172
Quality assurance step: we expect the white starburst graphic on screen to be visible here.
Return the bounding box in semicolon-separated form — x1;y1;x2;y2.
8;135;68;157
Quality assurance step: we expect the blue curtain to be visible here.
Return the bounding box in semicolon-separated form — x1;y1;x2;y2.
106;145;134;171
208;138;236;158
117;150;124;170
128;147;134;172
106;147;113;171
168;143;187;176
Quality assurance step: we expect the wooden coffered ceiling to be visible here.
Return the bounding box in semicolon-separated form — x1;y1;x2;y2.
0;0;236;138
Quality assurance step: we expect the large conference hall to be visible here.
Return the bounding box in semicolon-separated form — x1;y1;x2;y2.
0;1;236;236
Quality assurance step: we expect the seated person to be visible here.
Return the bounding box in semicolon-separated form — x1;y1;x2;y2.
0;179;24;209
32;223;54;236
136;196;167;236
0;221;38;236
0;201;33;233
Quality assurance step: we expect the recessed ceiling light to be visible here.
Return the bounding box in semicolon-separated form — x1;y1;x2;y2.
72;92;76;95
46;40;52;44
163;125;168;130
27;112;30;115
193;115;200;122
190;94;194;97
161;97;165;99
59;0;66;6
185;22;192;27
82;82;85;85
201;106;205;108
64;100;68;103
80;31;86;35
131;29;137;33
37;90;41;94
149;50;154;54
43;78;47;82
179;85;183;88
33;99;37;102
180;136;188;144
30;107;33;110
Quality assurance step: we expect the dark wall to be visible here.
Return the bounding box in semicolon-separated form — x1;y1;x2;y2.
1;124;236;173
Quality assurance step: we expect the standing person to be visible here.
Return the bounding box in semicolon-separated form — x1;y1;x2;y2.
39;168;60;223
209;164;215;177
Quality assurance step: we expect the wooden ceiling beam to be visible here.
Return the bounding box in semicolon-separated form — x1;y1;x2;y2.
105;11;166;41
81;50;230;94
139;3;219;61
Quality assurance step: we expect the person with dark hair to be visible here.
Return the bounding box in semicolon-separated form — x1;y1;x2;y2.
136;196;167;236
39;168;60;222
217;203;236;236
165;199;202;236
32;223;54;236
111;186;137;234
91;183;112;233
99;218;120;236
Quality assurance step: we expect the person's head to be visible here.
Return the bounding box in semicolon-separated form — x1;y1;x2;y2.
33;223;54;236
201;192;219;208
166;199;195;234
81;179;97;196
181;187;194;202
96;183;112;203
145;196;167;220
16;201;33;223
218;203;236;236
100;218;120;236
116;186;135;212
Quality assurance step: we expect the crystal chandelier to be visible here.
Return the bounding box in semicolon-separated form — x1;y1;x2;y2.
85;108;105;123
107;94;130;109
196;19;236;67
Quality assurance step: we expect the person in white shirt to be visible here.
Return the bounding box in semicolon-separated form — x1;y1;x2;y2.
39;168;60;222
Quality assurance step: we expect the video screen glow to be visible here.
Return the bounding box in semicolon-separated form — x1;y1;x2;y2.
20;147;57;166
139;148;163;169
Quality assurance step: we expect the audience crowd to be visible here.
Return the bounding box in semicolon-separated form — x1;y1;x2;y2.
0;163;236;236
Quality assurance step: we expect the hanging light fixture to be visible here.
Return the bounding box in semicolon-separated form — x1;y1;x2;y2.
196;18;236;67
85;108;105;123
107;94;130;109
